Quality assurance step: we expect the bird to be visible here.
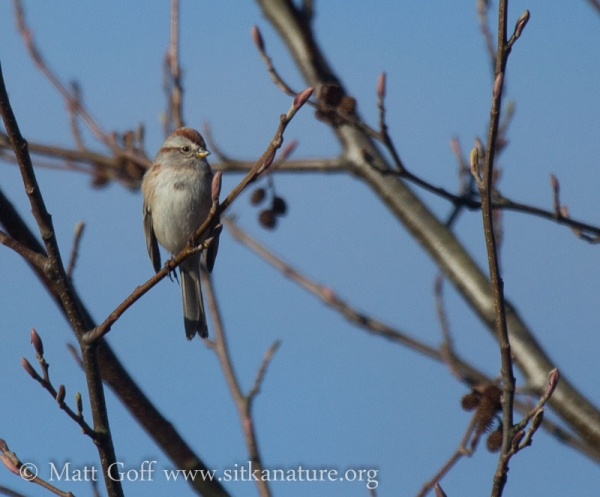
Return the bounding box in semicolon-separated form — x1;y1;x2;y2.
142;127;217;339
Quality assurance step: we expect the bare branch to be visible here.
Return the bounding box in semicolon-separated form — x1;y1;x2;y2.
477;0;497;71
248;340;281;402
0;438;75;497
256;0;600;455
166;0;184;132
13;0;113;149
202;270;272;497
66;221;85;280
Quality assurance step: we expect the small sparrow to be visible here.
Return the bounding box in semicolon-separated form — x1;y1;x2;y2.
142;127;217;339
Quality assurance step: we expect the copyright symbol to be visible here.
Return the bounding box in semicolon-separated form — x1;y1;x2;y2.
19;462;38;481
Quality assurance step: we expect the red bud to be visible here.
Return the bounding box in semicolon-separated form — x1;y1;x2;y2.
434;483;448;497
449;137;461;157
322;287;336;304
211;171;222;201
493;72;504;99
0;453;19;476
377;72;386;100
30;328;44;357
545;368;560;398
251;25;265;52
293;87;314;110
511;429;525;450
262;149;277;170
21;358;37;380
280;139;298;160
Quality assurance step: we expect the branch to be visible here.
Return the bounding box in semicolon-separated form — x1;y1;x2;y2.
224;212;600;463
22;330;96;439
0;60;124;497
0;438;74;497
255;0;600;453
13;0;113;149
66;221;85;280
203;270;275;497
474;5;530;496
417;414;480;497
5;125;600;240
0;227;47;268
0;131;149;188
165;0;184;132
477;0;498;71
247;340;281;402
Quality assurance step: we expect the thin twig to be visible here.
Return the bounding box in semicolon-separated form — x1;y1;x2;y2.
21;352;96;439
375;72;405;172
248;340;281;401
417;414;480;497
66;221;85;280
13;0;113;150
167;0;184;131
224;218;452;364
434;275;463;380
0;484;29;497
202;270;273;497
67;80;85;150
252;25;297;96
474;4;530;496
0;438;75;497
477;0;497;71
251;25;383;140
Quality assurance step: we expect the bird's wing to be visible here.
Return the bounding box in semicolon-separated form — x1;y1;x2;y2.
143;201;161;273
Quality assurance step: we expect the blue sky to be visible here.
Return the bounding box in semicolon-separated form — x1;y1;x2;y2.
1;1;600;496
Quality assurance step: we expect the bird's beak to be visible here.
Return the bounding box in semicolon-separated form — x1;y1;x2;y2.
196;150;211;159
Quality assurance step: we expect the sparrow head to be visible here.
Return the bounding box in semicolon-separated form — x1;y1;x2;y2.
157;127;211;162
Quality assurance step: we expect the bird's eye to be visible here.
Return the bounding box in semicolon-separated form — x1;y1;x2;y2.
181;146;190;153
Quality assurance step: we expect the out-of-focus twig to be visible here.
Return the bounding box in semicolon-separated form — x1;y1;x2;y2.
417;414;481;497
477;0;497;71
165;0;184;133
586;0;600;14
66;221;85;280
13;0;113;149
203;270;275;497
